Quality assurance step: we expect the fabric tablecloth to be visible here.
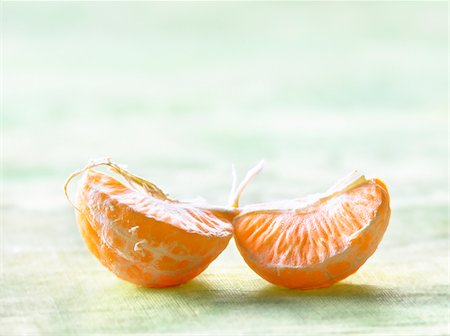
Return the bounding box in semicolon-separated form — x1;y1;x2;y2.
2;2;448;335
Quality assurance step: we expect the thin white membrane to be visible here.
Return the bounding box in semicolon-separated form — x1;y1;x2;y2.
67;159;267;238
228;160;265;208
83;171;233;237
236;171;369;215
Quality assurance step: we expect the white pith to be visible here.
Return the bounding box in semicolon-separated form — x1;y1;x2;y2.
79;171;232;238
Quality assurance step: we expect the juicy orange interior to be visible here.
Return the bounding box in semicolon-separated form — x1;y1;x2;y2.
234;179;385;268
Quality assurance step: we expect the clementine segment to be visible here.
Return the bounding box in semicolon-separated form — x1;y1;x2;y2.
66;159;391;291
232;172;391;289
67;160;233;288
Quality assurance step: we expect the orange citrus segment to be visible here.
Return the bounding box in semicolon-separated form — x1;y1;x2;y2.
73;167;233;288
233;172;391;289
66;159;391;291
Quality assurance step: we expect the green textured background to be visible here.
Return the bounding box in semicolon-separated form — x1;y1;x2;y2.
2;2;448;335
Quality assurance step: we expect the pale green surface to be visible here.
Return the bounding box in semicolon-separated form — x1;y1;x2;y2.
1;2;449;335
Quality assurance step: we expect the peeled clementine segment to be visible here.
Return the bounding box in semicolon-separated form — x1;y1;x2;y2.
232;171;391;290
65;159;235;288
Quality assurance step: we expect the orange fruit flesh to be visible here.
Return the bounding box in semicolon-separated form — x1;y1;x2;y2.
233;175;390;289
76;169;232;288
